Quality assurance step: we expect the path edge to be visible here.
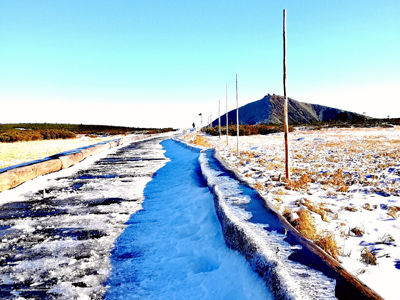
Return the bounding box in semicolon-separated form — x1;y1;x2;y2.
0;134;167;192
173;137;383;300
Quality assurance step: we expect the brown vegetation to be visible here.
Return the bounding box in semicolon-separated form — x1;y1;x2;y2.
387;206;399;219
204;124;294;136
0;130;76;143
0;123;174;143
191;135;212;147
360;248;377;265
315;232;339;260
283;208;339;259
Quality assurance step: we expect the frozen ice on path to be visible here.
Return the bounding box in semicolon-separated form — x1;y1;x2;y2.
105;139;272;300
0;137;169;299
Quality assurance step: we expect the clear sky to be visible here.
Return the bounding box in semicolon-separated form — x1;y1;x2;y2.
1;1;399;128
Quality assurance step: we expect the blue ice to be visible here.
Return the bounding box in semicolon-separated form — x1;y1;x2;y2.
105;140;272;299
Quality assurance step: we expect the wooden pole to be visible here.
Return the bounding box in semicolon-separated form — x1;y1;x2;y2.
236;73;239;156
226;84;228;145
283;9;290;180
218;100;221;139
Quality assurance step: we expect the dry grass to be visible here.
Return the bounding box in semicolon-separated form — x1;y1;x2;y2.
315;232;339;260
351;227;364;236
301;199;329;222
254;181;264;191
360;247;377;265
387;206;399;219
295;209;318;240
284;129;400;197
0;136;116;169
362;203;375;211
207;127;400;265
345;206;358;212
284;173;311;191
283;208;339;259
191;135;212;147
284;209;318;240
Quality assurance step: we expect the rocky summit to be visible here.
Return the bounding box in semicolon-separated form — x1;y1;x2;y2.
212;94;365;126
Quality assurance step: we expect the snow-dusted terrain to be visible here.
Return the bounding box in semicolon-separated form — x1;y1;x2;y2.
198;147;337;299
0;137;169;299
0;136;273;299
105;139;271;299
203;126;400;299
2;126;397;299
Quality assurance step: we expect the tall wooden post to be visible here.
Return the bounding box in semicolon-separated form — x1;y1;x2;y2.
236;74;239;156
226;84;229;145
283;9;290;180
218;100;221;139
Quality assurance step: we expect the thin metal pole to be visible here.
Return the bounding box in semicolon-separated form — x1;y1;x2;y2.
218;100;221;139
236;73;239;156
226;84;228;145
283;9;290;180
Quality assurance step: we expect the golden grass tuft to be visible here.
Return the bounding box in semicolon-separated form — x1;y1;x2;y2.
345;206;358;212
254;181;264;191
282;206;293;218
295;209;318;240
387;206;399;219
191;135;212;147
301;198;328;222
362;203;374;211
283;207;339;260
360;247;377;265
284;173;311;191
315;232;339;260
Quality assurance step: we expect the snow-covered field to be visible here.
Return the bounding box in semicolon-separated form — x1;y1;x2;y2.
204;126;400;300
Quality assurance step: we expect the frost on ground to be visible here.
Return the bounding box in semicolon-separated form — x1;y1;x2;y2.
203;126;400;300
199;149;336;299
105;139;272;300
0;137;168;299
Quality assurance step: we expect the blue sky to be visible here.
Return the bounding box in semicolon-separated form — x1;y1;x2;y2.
1;1;399;128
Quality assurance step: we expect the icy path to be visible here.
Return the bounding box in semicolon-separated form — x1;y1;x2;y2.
105;139;272;300
0;137;169;299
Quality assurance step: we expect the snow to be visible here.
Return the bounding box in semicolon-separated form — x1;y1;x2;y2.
198;148;336;299
203;126;400;300
105;139;272;300
0;137;169;299
0;135;274;299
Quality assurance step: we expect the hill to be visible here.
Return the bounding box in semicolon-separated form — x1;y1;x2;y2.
211;94;366;126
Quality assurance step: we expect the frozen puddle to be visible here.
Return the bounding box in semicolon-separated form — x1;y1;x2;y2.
105;139;272;299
